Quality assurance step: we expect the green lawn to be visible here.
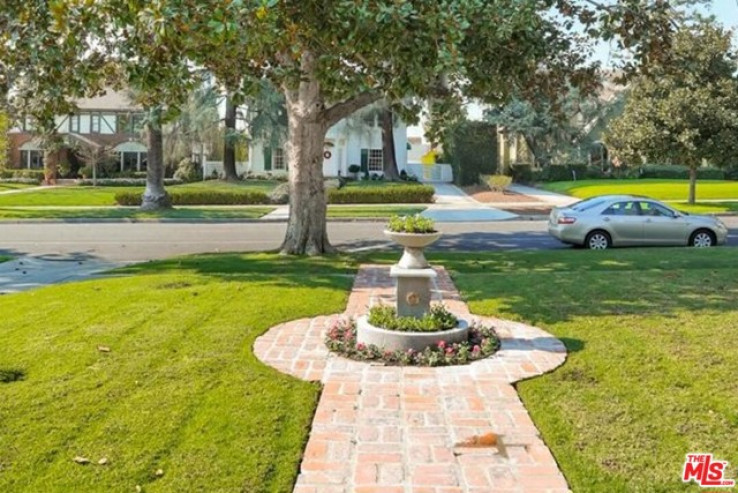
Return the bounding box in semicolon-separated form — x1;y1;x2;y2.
541;178;738;201
443;248;738;492
342;180;425;188
3;248;736;491
0;253;357;492
0;181;280;207
326;205;426;219
0;183;37;191
0;207;273;221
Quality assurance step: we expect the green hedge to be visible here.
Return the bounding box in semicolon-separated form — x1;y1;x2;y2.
115;190;270;206
639;164;726;180
0;169;44;182
444;121;498;186
328;184;434;203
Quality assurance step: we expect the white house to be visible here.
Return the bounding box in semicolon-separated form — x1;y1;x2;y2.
247;113;408;177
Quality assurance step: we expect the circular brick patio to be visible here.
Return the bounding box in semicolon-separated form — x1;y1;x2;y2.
254;265;570;493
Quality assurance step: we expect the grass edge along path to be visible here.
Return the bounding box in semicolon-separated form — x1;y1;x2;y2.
442;248;738;492
0;253;359;493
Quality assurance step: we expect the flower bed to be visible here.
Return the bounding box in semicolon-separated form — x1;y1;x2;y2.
367;304;456;333
325;318;500;366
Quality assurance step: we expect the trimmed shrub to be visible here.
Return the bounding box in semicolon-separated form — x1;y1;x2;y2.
639;164;726;180
444;121;498;186
0;169;45;182
173;158;200;182
115;190;270;206
485;174;512;192
78;178;182;187
328;184;434;203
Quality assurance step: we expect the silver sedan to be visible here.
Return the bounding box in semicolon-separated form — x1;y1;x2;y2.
548;195;729;249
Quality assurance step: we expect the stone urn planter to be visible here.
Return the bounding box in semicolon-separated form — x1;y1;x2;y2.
383;230;441;269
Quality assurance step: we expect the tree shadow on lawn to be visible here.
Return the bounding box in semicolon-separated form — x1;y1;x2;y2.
111;252;368;292
438;248;738;326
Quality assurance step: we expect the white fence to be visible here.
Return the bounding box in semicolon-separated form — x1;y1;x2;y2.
406;162;454;183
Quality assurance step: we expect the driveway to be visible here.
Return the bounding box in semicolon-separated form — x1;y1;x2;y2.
0;254;122;293
422;183;518;222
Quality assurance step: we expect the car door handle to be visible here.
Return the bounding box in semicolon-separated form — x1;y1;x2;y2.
645;219;652;223
603;217;610;222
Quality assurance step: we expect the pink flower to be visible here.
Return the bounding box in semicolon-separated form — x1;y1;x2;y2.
356;343;366;351
472;345;481;353
406;349;414;354
445;347;454;355
437;340;446;350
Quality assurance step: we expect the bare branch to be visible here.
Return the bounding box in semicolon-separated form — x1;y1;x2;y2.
323;91;382;127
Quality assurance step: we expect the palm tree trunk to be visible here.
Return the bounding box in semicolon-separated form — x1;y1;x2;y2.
141;107;171;210
381;107;400;180
223;95;239;181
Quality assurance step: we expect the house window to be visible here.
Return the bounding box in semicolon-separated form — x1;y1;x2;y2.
362;111;377;127
121;151;140;171
69;115;80;133
272;148;285;170
90;113;101;134
117;113;145;134
367;149;383;172
20;150;44;169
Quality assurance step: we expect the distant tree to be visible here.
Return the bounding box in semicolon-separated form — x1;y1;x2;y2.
607;21;738;204
164;86;221;172
75;142;117;186
485;88;620;168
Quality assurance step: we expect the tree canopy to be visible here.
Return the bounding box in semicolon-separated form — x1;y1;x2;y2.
1;0;688;253
607;20;738;203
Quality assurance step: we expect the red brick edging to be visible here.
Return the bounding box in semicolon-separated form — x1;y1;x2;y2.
254;265;569;492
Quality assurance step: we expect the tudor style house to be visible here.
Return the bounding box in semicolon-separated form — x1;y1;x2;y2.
7;90;148;174
246;110;409;178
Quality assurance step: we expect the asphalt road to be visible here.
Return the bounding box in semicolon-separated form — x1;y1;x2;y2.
1;218;736;262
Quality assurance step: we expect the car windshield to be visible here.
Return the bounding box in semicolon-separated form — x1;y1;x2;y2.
570;197;608;212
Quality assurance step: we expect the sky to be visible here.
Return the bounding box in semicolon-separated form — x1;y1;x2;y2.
594;0;738;66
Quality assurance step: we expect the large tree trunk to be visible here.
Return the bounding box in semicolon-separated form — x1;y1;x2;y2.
280;54;333;255
279;52;382;255
381;107;400;180
141;108;171;210
223;95;239;181
688;165;697;205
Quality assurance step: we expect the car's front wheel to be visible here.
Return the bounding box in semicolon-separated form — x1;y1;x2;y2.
689;229;716;248
585;230;612;250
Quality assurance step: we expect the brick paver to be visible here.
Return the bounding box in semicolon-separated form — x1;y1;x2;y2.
254;265;569;492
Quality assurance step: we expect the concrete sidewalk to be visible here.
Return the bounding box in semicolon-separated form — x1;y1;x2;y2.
0;255;122;294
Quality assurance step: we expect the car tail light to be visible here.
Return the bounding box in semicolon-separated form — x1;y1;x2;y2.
558;216;576;225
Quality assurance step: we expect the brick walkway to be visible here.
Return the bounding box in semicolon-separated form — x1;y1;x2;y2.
254;265;569;493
